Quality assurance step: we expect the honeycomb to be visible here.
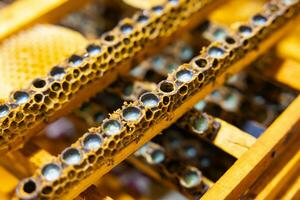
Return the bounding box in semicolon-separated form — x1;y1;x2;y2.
103;78;221;140
131;127;234;199
14;1;300;199
0;0;220;154
74;77;220;141
0;24;87;101
133;141;209;199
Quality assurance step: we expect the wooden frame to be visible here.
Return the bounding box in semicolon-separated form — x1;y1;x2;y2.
0;0;300;199
202;95;300;200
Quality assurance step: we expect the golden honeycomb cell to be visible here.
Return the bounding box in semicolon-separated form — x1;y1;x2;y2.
0;24;88;102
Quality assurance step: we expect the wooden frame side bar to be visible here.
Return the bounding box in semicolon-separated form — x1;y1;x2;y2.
201;95;300;200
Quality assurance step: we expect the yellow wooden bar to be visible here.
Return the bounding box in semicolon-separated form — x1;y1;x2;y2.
0;142;54;199
0;166;19;197
201;96;300;200
256;24;300;91
213;119;256;159
255;146;300;200
240;123;300;198
276;26;300;63
210;0;265;26
281;174;300;200
0;0;88;41
0;142;53;179
24;144;54;168
259;59;300;91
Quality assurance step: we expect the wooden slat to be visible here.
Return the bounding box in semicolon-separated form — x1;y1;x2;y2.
213;119;256;159
0;143;54;199
276;26;300;63
0;0;89;41
23;143;55;168
254;146;300;200
281;174;300;200
0;166;19;197
201;96;300;200
260;24;300;91
243;124;300;199
0;142;54;179
210;0;265;26
122;0;167;9
259;59;300;91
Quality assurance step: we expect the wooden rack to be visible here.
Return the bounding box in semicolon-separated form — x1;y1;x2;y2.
0;0;300;199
